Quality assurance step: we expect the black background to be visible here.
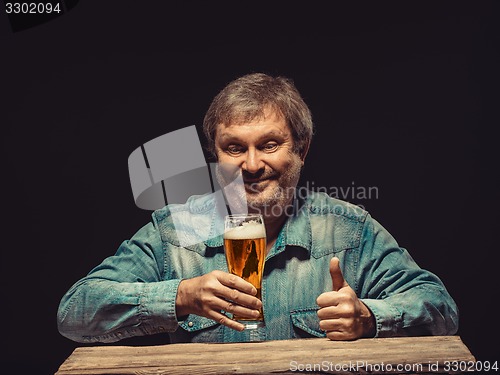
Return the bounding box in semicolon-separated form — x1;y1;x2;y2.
1;1;499;373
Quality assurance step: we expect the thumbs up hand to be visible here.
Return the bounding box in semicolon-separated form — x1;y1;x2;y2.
316;257;376;340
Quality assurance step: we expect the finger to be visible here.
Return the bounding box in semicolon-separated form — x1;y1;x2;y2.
330;257;348;292
317;305;344;320
317;302;356;319
320;318;358;341
207;310;246;332
217;272;258;296
216;285;262;310
319;317;350;332
326;330;356;341
316;291;342;308
223;300;262;320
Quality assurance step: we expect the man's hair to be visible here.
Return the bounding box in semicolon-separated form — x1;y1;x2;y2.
203;72;314;159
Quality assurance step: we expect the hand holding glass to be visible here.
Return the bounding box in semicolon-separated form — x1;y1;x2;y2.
224;214;266;329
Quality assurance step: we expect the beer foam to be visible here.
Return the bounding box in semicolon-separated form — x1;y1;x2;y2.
224;221;266;239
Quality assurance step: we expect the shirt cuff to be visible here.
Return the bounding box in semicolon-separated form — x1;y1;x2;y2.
140;279;183;333
361;298;403;338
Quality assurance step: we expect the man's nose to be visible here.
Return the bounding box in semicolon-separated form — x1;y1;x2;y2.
242;148;264;174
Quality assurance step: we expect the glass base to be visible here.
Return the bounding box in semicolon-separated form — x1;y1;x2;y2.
238;320;265;330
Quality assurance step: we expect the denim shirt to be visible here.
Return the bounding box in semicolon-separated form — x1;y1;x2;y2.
57;191;458;343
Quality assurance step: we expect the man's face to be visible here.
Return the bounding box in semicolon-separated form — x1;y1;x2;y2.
214;109;304;215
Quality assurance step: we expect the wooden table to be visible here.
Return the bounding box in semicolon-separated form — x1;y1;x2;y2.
55;336;475;374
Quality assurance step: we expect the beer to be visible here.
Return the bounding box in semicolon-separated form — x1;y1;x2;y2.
224;216;266;322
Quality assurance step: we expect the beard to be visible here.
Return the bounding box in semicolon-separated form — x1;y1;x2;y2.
215;153;303;218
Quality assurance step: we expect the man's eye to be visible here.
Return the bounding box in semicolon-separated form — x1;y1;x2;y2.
262;143;278;152
227;145;243;154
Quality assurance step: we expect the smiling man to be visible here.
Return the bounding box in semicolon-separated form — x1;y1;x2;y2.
58;73;459;343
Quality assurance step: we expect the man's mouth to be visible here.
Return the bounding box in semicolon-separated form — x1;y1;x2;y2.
244;178;265;184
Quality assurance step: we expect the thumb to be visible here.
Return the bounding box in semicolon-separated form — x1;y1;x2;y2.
330;257;348;291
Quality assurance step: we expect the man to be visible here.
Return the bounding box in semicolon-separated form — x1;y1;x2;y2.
57;73;458;343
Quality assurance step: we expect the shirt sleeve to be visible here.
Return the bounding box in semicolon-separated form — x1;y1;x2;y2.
57;215;183;343
357;215;459;338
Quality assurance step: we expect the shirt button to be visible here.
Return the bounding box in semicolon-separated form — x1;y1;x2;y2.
188;321;194;327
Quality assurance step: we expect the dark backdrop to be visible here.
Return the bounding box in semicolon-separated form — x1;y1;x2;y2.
1;1;498;373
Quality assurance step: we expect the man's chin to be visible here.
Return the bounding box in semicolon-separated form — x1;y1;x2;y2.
246;195;270;208
245;192;286;214
244;179;272;193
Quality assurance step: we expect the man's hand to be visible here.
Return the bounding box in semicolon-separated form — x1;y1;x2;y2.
175;271;262;331
316;257;376;340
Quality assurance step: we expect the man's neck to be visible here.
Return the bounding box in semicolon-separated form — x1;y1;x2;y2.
263;213;288;253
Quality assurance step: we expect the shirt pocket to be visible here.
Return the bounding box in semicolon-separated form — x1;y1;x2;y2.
175;314;222;343
290;308;325;338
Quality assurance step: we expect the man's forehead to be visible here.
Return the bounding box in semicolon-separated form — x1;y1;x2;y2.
224;105;283;125
216;119;290;140
217;108;288;134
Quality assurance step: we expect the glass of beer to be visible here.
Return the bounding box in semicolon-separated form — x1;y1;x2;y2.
224;214;266;329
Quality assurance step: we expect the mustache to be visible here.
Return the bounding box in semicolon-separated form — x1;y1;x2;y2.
215;163;279;186
242;169;277;181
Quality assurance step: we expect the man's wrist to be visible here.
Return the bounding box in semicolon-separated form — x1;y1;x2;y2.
175;279;190;319
360;302;376;338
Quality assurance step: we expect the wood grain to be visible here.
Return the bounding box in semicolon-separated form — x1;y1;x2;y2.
55;336;475;374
